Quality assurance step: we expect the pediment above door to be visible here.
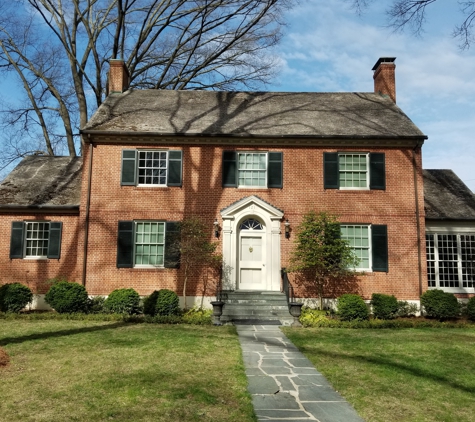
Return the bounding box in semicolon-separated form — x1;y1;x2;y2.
220;195;284;220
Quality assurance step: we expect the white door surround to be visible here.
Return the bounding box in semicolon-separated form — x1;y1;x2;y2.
220;195;284;291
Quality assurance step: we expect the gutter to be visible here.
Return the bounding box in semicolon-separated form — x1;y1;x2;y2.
0;205;79;214
412;142;424;297
82;141;94;287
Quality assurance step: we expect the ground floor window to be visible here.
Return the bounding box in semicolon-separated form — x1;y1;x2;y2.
426;233;475;290
134;221;165;267
340;225;371;270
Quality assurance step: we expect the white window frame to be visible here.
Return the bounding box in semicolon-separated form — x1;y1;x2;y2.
237;152;268;188
24;221;50;259
338;153;369;190
137;150;168;187
133;221;166;268
426;232;475;292
340;224;372;271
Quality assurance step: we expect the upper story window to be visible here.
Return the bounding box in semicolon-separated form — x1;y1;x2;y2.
121;149;182;187
10;221;63;260
324;152;385;190
222;151;283;188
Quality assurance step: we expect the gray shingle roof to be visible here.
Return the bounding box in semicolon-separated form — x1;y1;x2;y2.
423;169;475;220
0;156;82;208
83;90;426;139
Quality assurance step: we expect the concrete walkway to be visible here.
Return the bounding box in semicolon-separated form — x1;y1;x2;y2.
236;324;365;422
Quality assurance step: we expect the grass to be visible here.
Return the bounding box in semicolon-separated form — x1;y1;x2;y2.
0;320;256;422
282;327;475;422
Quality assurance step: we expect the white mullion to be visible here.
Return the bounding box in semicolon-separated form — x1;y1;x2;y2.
434;234;440;288
457;234;463;287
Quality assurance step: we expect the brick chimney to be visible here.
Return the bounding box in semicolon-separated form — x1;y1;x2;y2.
108;59;130;94
372;57;396;103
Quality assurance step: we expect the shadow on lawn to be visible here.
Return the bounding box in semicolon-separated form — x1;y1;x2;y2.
0;322;131;346
301;348;475;395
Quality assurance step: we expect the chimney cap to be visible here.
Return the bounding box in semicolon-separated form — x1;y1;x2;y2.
372;57;396;71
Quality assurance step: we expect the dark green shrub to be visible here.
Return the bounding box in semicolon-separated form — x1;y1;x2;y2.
155;289;180;316
396;300;419;317
45;281;88;313
337;294;369;321
103;288;142;315
86;296;106;314
0;283;33;312
420;289;460;320
371;293;398;319
466;296;475;321
143;291;160;316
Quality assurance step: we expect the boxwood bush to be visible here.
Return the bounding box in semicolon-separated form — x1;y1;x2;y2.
371;293;398;320
143;290;160;316
466;296;475;321
0;283;33;313
103;288;142;315
156;289;180;316
337;294;369;321
420;289;460;320
45;281;88;313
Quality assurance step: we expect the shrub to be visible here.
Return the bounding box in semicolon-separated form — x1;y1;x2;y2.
0;283;33;313
370;293;398;320
155;289;180;316
143;290;160;316
420;289;460;320
103;288;142;315
45;281;88;313
182;307;212;325
299;307;333;327
396;300;419;317
86;296;106;314
466;296;475;321
337;294;369;321
0;347;10;367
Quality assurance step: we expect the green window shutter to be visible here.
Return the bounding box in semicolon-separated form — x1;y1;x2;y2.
167;150;183;187
370;153;386;190
268;152;283;188
164;222;180;269
47;222;63;259
324;152;339;189
10;222;24;259
121;150;137;186
372;225;388;272
117;221;134;268
222;151;237;187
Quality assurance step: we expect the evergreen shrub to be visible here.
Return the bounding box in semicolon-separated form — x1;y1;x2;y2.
86;296;106;314
103;288;142;315
420;289;460;320
45;281;88;313
337;294;369;321
396;300;419;317
371;293;398;319
143;290;160;316
466;296;475;321
155;289;180;316
0;283;33;313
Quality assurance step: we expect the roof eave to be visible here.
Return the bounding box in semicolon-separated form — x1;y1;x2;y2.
0;205;80;214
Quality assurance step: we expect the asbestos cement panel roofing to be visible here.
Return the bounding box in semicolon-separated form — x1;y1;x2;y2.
83;90;426;139
0;156;82;207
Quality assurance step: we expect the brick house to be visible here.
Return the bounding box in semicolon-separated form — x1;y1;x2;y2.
1;57;439;313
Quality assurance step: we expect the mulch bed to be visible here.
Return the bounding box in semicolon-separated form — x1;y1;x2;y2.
0;346;10;367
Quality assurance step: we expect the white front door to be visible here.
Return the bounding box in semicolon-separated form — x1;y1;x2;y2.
239;235;265;290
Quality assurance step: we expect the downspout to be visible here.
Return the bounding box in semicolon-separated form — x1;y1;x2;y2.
82;139;94;286
412;145;423;296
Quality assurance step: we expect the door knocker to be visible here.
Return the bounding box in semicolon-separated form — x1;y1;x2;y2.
249;247;253;253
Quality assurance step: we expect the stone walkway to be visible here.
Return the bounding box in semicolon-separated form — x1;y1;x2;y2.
236;324;365;422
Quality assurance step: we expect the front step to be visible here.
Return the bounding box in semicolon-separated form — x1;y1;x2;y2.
219;291;294;326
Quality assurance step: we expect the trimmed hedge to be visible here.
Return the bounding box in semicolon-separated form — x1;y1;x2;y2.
371;293;398;320
466;296;475;321
143;290;160;316
45;281;88;313
103;288;142;315
155;289;180;316
0;283;33;313
420;289;460;320
337;294;369;321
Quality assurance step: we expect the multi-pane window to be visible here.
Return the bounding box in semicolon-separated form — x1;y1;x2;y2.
426;233;475;290
134;222;165;266
238;153;267;187
137;151;167;186
339;153;369;189
25;222;49;257
341;225;371;270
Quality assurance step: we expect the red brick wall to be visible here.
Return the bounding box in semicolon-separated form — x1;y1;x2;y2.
73;141;427;300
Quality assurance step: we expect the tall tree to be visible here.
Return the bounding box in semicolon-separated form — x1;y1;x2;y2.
0;0;295;169
349;0;475;49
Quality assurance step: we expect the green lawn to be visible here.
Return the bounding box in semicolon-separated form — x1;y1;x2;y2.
282;327;475;422
0;320;256;422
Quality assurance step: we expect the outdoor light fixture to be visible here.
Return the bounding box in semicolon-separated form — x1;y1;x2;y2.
284;219;290;239
214;219;220;238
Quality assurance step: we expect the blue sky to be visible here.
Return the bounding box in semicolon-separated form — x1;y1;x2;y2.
268;0;475;191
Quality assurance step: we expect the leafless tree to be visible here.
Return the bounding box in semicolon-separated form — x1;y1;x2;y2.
349;0;475;49
0;0;295;169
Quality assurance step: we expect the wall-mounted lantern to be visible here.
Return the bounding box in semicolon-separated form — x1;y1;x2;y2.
284;219;290;239
214;219;220;238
